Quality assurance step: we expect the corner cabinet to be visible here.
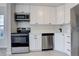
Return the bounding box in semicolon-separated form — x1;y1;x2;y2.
54;33;71;56
64;4;78;24
64;4;71;24
29;33;42;51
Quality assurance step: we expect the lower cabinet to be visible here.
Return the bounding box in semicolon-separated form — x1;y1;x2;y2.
29;33;71;55
54;33;65;53
29;33;42;51
64;33;71;56
54;33;71;56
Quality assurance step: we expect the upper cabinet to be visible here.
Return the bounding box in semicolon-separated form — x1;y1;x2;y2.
15;4;31;13
64;4;71;24
15;4;76;25
48;7;56;24
30;6;48;24
43;6;49;24
56;5;65;24
30;6;44;24
64;4;77;24
30;5;56;25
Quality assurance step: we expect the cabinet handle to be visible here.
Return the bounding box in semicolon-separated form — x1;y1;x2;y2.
67;42;71;44
49;22;51;24
35;38;37;39
67;49;71;52
62;34;64;36
67;36;70;37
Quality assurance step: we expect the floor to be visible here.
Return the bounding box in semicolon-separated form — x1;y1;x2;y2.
12;50;68;56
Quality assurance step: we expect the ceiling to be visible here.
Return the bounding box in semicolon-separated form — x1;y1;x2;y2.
15;3;65;7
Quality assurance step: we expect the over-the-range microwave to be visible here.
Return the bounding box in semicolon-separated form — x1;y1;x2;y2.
15;13;30;21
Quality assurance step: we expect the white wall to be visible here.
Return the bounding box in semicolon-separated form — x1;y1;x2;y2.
0;4;8;55
0;5;6;47
0;3;12;56
11;4;17;33
5;4;11;55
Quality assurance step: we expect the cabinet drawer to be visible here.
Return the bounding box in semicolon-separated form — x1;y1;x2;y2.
65;33;71;36
65;48;71;56
65;36;71;42
65;43;71;56
65;41;71;45
65;45;71;50
65;42;71;47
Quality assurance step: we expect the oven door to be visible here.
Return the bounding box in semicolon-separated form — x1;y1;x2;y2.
11;35;29;47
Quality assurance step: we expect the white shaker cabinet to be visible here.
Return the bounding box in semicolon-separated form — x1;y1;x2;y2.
48;7;56;24
54;33;65;53
15;4;31;13
30;6;56;25
64;4;77;24
64;33;71;56
64;4;71;24
29;33;42;51
30;6;44;24
30;6;38;24
56;5;65;24
43;6;49;24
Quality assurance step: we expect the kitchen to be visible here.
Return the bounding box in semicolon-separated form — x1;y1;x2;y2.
0;3;78;56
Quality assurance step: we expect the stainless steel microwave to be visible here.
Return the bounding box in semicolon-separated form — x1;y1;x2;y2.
15;13;30;21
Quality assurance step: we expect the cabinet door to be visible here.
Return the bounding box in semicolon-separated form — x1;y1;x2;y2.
30;6;44;24
35;34;42;51
30;6;38;24
54;33;65;53
64;4;70;24
29;34;36;51
56;5;65;24
43;6;49;24
36;6;44;24
29;33;42;51
64;34;71;55
15;4;30;13
48;7;56;24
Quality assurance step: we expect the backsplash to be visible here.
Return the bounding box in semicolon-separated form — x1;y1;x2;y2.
30;25;63;33
30;24;71;33
17;22;30;29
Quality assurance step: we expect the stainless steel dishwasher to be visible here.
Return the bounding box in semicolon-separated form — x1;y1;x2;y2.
42;33;54;51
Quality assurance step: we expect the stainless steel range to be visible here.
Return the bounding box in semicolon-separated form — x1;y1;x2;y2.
11;28;30;54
